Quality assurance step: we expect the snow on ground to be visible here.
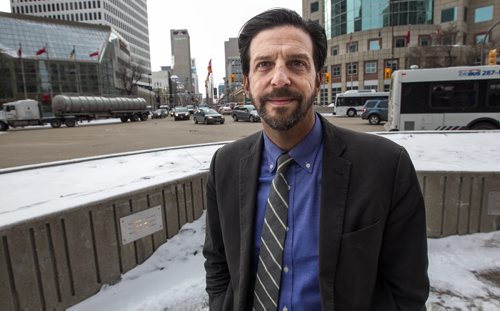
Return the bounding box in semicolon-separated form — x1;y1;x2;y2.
2;130;500;310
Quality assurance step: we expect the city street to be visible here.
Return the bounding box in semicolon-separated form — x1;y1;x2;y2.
0;113;383;169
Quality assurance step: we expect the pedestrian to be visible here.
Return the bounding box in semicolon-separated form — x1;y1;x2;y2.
203;8;429;311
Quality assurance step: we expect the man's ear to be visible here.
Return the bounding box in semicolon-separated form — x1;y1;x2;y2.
243;75;250;97
315;72;321;94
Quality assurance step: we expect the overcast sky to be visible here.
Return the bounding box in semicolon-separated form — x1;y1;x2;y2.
0;0;302;93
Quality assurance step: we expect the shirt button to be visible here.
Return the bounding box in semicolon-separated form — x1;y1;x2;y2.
305;162;311;168
270;164;274;170
283;306;288;311
283;266;289;273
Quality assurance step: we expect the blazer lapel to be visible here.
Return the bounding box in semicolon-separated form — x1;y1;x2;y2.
238;133;263;309
318;116;351;309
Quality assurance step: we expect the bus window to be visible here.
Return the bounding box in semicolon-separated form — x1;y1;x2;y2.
430;82;477;111
488;81;500;107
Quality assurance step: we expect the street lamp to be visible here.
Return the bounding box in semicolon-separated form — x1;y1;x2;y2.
148;72;153;110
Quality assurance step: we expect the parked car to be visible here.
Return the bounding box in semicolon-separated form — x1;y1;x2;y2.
193;109;225;124
152;108;167;119
173;106;190;121
360;99;388;125
218;104;233;115
232;105;260;122
186;105;195;114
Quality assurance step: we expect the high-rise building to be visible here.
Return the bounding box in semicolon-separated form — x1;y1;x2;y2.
302;0;500;105
10;0;151;80
170;29;193;94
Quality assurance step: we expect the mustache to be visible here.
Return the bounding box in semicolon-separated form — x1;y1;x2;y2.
259;88;303;103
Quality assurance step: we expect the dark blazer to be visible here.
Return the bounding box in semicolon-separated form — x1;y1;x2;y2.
203;115;429;310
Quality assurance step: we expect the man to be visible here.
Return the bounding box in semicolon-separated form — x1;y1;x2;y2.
203;8;429;310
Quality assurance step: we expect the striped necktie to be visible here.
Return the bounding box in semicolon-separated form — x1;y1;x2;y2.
254;153;293;310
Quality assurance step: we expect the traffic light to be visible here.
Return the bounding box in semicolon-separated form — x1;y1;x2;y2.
384;67;392;79
230;74;235;83
488;49;498;65
324;72;331;83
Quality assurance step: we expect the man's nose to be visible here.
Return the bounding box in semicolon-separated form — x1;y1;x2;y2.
271;67;291;88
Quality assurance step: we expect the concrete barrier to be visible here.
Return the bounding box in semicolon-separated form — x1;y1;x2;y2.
417;171;500;238
0;173;207;311
0;169;499;310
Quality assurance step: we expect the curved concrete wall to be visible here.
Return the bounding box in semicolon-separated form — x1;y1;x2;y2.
0;170;499;310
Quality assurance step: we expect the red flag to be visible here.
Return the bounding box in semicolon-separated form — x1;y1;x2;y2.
406;30;411;45
18;44;22;58
36;46;47;55
207;59;212;74
89;51;99;57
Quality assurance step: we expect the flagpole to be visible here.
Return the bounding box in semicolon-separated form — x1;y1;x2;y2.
19;44;27;98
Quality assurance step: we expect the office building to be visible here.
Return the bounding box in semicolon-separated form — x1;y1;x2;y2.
302;0;500;104
170;29;193;94
0;12;130;105
10;0;151;83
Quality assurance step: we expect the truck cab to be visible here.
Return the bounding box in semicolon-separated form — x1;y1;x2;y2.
0;99;44;131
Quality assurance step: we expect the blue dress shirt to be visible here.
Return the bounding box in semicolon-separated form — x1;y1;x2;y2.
254;113;324;310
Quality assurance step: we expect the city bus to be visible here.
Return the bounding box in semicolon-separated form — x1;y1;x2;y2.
333;90;389;117
385;65;500;131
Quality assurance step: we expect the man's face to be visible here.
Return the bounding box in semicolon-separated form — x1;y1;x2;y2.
243;25;320;131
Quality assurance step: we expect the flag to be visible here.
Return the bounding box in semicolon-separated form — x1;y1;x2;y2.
405;30;411;45
36;46;47;56
89;50;99;57
205;59;212;89
69;46;76;59
18;44;22;58
207;59;212;74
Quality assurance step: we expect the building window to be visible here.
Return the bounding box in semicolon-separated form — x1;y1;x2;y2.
385;59;398;72
347;42;358;53
419;35;431;46
365;61;377;74
368;39;380;51
347;63;358;75
475;34;488;44
464;7;468;22
441;7;456;23
474;6;493;23
310;1;319;13
331;45;339;56
442;34;455;45
332;65;341;77
394;37;407;48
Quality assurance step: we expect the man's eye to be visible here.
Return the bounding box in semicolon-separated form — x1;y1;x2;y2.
256;62;272;70
290;60;307;69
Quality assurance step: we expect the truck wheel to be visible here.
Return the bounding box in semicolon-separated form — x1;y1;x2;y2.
120;116;128;122
50;119;62;128
130;114;139;122
140;113;148;121
65;119;76;127
0;121;9;131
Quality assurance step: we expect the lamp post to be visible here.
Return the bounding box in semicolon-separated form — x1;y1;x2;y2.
480;20;500;65
148;73;153;110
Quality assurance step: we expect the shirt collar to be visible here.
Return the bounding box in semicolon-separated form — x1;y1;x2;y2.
263;113;323;174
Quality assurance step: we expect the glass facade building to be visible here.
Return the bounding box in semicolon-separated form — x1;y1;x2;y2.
0;13;128;105
325;0;434;38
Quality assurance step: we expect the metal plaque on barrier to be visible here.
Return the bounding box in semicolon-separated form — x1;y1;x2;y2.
487;192;500;215
120;205;163;245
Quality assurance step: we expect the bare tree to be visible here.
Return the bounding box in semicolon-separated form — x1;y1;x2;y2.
116;59;146;95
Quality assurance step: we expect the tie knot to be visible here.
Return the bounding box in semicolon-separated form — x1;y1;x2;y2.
276;153;293;173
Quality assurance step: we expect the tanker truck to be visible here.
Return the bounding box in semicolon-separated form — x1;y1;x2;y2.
0;95;149;131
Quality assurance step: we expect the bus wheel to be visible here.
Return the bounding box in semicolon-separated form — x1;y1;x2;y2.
368;114;380;125
471;121;498;130
347;109;356;117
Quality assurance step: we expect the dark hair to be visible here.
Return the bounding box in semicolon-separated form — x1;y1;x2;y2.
238;8;327;76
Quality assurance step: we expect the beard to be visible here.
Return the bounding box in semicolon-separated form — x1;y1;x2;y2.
251;88;315;131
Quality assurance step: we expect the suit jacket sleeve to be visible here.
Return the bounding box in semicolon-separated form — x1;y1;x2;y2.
203;149;231;309
380;147;429;309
